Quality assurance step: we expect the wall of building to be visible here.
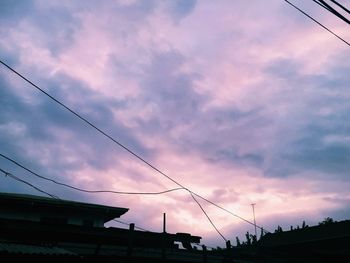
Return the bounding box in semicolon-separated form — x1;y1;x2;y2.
0;210;103;227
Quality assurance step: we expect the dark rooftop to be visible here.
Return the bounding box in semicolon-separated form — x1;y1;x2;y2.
0;192;129;223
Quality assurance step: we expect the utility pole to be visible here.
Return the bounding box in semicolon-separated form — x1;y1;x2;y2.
251;203;257;237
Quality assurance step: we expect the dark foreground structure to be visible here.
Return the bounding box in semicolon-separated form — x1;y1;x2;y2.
231;219;350;263
257;219;350;262
0;192;230;262
2;192;348;262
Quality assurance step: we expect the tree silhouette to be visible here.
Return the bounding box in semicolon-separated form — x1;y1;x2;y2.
236;236;241;247
318;217;335;225
302;220;308;228
259;227;265;240
245;231;251;246
251;234;257;245
274;225;283;233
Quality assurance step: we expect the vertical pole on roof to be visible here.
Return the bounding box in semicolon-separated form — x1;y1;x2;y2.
163;213;166;233
127;223;135;258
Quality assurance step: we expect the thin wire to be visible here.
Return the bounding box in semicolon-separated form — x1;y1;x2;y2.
284;0;350;46
312;0;350;25
330;0;350;14
0;167;59;199
0;59;269;237
191;192;269;233
0;59;186;190
1;155;231;240
1;152;269;235
1;168;153;233
189;191;227;242
313;0;335;12
0;165;155;233
0;153;184;196
113;219;150;232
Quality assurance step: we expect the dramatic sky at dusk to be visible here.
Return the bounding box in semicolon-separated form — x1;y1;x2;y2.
1;0;350;247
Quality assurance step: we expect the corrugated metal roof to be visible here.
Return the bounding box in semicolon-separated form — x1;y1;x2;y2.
0;242;76;256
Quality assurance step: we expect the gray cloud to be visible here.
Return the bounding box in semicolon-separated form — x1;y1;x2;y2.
121;50;206;134
0;1;79;57
260;57;350;179
0;0;34;23
166;0;197;20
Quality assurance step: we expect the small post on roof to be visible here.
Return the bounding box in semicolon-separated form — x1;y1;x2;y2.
127;223;135;258
163;213;166;233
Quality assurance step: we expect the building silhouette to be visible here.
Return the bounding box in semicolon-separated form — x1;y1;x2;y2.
256;219;350;262
0;192;224;262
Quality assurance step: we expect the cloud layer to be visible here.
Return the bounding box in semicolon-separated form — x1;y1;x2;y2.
1;0;350;247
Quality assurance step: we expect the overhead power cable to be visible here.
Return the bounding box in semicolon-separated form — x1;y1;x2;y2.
192;192;268;233
0;152;232;239
0;59;269;238
0;167;151;233
330;0;350;15
284;0;350;47
189;192;227;242
312;0;350;25
0;153;184;196
0;167;59;199
0;59;185;190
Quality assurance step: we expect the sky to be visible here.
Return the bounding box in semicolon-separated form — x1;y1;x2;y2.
0;0;350;247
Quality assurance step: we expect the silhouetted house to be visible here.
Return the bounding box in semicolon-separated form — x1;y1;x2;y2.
257;220;350;262
0;192;128;227
0;192;215;262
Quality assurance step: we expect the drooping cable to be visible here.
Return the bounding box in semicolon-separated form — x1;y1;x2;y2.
0;153;184;196
0;167;59;199
192;192;269;233
1;152;229;239
0;151;268;234
0;59;186;190
0;59;270;238
189;191;227;242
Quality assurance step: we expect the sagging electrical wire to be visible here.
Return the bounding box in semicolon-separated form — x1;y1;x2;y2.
0;167;59;199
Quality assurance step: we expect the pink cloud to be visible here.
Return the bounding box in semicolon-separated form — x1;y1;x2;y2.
1;0;350;247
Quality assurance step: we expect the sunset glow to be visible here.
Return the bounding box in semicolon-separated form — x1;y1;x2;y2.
1;0;350;247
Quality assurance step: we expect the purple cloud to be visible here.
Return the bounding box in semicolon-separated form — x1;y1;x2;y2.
1;0;350;247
